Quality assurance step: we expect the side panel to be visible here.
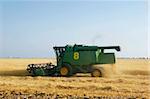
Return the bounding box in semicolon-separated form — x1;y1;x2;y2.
63;51;96;66
97;53;115;64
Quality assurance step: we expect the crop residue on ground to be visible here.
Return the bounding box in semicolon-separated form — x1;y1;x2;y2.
0;58;149;98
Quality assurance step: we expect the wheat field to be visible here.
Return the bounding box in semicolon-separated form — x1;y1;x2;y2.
0;58;149;98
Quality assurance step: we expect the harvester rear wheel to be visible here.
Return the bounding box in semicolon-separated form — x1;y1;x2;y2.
60;64;73;77
91;69;102;77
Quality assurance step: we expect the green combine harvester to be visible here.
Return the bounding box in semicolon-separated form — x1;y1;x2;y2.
27;44;120;77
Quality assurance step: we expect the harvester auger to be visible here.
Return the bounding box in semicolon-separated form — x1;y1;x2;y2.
27;44;120;77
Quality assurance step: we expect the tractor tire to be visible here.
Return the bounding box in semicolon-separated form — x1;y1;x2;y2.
60;64;73;77
91;66;104;77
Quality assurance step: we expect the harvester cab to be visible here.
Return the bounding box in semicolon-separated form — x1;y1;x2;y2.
27;44;120;77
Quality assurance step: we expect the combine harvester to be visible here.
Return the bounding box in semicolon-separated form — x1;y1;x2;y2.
27;44;120;77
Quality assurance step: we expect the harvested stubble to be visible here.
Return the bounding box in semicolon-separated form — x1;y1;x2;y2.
0;58;149;98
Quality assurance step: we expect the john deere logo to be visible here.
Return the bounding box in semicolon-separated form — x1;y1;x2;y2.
73;52;79;60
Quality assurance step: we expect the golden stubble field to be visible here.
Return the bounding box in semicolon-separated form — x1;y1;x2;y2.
0;58;149;98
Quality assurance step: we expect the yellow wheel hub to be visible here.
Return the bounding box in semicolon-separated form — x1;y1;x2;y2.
60;67;68;76
93;70;101;77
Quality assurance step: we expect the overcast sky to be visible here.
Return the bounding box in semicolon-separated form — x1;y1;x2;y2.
0;0;149;58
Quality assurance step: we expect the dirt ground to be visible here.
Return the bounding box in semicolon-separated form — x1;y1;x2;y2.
0;58;149;98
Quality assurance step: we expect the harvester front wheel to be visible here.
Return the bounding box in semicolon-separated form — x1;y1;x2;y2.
91;69;102;77
60;65;73;77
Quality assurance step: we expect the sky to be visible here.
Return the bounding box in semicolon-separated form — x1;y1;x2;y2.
0;0;149;58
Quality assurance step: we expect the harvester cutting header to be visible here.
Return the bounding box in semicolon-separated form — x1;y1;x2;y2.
27;44;120;77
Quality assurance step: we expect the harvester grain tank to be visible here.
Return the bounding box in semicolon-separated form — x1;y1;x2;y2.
27;44;120;77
